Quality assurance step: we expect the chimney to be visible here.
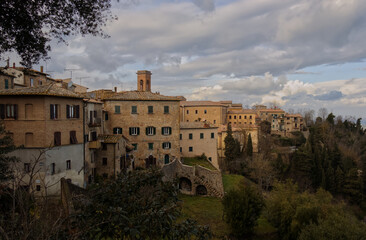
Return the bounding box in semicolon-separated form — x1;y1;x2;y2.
137;70;152;92
40;66;43;73
114;87;117;92
13;63;15;68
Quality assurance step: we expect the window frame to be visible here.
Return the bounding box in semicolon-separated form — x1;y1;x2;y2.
164;106;169;114
66;160;71;170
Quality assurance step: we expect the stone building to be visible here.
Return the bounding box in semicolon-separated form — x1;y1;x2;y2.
1;64;51;88
180;101;228;126
284;114;304;132
100;71;181;168
0;70;15;90
226;109;260;127
0;84;85;195
179;122;219;169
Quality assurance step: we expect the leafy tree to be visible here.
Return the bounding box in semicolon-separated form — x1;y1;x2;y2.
0;0;118;66
0;121;17;183
299;212;366;240
223;184;264;237
326;112;335;125
335;166;345;194
246;133;253;157
343;168;362;204
224;123;236;164
65;169;211;239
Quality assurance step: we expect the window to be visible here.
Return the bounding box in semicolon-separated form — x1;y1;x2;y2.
187;110;189;114
54;132;61;146
200;133;204;139
164;106;169;114
234;116;237;119
38;80;43;86
204;110;207;114
66;160;71;170
189;147;193;152
189;133;193;139
102;158;107;165
214;120;216;124
70;131;78;144
239;116;242;119
162;127;172;135
50;104;59;119
5;79;9;89
91;131;97;141
84;134;89;143
1;104;18;119
250;115;252;119
51;163;55;175
180;147;182;152
148;106;153;114
195;110;198;114
105;112;109;120
25;104;33;119
115;105;120;114
24;163;30;173
132;143;138;150
129;127;140;136
30;78;34;87
211;132;214;139
25;132;33;147
180;134;182;140
229;116;232;119
162;142;171;149
148;143;154;150
208;157;212;161
36;185;41;191
66;105;80;118
244;116;247;119
102;143;107;150
131;106;137;114
146;126;156;136
113;127;122;134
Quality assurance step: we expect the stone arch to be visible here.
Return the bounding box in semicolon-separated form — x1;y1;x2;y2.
196;185;207;196
179;177;192;192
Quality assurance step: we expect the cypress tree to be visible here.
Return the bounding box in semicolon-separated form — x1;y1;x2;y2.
246;133;253;157
224;123;236;163
335;166;345;195
343;168;362;204
325;166;335;193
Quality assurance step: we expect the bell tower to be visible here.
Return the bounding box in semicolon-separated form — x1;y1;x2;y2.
137;70;152;92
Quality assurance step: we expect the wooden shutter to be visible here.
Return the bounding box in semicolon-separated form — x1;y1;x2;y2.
137;127;140;135
146;127;148;135
113;128;117;134
14;104;18;119
70;131;77;144
94;110;97;118
129;127;132;135
169;127;172;135
75;105;80;118
66;105;70;118
89;111;93;124
54;132;61;146
0;104;5;119
55;104;58;119
50;104;54;119
161;127;164;135
153;127;156;135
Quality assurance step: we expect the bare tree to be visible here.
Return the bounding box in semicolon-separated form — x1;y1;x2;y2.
247;153;276;191
303;109;315;126
318;108;328;120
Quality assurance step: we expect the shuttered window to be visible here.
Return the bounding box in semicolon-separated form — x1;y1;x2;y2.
162;127;172;135
146;126;156;136
113;127;122;134
50;104;59;119
66;105;80;119
1;104;18;119
162;142;171;149
54;132;61;146
70;131;78;144
129;127;140;136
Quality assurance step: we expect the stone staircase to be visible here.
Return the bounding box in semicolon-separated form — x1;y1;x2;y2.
193;175;224;198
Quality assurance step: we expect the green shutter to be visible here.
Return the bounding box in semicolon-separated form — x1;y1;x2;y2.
169;127;172;135
129;128;132;135
146;127;148;135
137;127;140;135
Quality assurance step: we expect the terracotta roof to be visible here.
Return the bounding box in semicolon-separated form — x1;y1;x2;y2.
83;98;103;104
6;67;49;76
98;134;123;143
0;84;83;98
0;70;15;78
180;122;217;129
180;101;227;107
257;109;285;112
104;91;180;101
228;109;257;114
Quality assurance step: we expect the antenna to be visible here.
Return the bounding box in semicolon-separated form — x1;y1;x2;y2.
77;77;90;85
64;68;81;80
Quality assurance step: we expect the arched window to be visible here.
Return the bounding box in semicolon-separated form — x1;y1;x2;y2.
140;80;144;90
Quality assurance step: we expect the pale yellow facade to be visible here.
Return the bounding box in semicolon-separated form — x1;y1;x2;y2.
180;101;228;126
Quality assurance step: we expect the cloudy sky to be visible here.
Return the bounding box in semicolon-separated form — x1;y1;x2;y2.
9;0;366;121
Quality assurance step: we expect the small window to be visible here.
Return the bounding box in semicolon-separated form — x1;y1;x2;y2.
113;127;122;134
162;142;171;149
229;116;232;119
208;157;212;161
186;110;189;114
132;143;138;150
66;105;79;119
54;132;61;146
50;104;59;120
214;120;216;124
162;127;172;135
91;131;97;141
70;131;78;144
244;116;247;119
102;143;107;150
38;80;43;86
25;132;33;147
200;133;204;139
234;116;237;119
195;110;198;114
66;160;71;170
102;158;107;166
189;133;193;139
103;173;108;179
204;110;207;114
105;112;109;120
164;106;169;114
211;132;214;139
146;126;156;136
189;147;193;152
5;79;9;89
250;115;252;119
36;185;41;191
24;163;30;173
51;163;55;175
180;147;182;152
180;134;182;140
239;116;242;119
131;106;137;114
30;78;34;87
115;105;120;114
148;143;154;150
148;106;153;114
3;104;18;119
129;127;140;136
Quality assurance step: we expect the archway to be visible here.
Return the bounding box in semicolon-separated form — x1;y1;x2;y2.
196;185;207;196
179;177;192;192
164;154;169;164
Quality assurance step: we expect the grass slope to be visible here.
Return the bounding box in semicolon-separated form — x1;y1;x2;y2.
182;157;217;170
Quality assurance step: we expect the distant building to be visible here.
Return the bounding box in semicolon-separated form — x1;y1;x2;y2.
179;122;219;169
180;101;228;126
226;109;260;127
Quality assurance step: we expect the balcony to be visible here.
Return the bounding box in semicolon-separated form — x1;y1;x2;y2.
88;117;101;127
89;140;101;149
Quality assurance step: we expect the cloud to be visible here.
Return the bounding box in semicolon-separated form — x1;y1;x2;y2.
314;90;343;101
192;0;215;12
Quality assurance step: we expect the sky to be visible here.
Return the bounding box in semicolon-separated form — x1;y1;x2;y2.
6;0;366;121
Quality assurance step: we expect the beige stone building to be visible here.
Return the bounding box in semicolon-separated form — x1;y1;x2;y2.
1;64;51;88
99;71;181;168
179;122;219;169
284;114;304;132
0;70;15;90
0;84;85;195
180;101;228;126
227;109;260;127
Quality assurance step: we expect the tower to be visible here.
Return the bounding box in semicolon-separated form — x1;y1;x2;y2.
137;70;152;92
